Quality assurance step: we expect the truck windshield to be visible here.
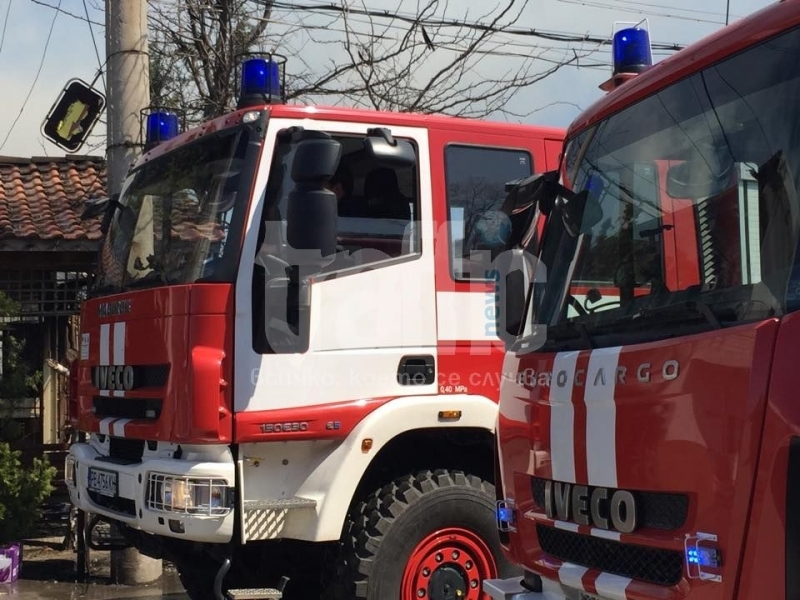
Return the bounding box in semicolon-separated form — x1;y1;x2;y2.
525;25;800;351
93;128;250;293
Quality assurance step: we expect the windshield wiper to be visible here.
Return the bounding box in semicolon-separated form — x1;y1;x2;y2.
545;319;594;350
89;283;124;297
614;300;722;331
123;271;168;290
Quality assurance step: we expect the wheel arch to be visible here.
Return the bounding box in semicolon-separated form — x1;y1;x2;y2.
304;394;499;541
349;425;496;513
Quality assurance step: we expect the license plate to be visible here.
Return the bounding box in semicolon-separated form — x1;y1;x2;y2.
87;467;118;498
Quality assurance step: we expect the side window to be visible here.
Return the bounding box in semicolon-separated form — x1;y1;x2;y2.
251;130;421;354
568;162;666;315
444;145;533;280
326;135;420;271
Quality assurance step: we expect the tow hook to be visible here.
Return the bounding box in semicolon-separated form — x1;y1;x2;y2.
212;557;290;600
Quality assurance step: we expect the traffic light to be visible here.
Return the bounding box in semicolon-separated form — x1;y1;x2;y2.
41;79;105;153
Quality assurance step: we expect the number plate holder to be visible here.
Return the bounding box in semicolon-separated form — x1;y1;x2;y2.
87;467;118;498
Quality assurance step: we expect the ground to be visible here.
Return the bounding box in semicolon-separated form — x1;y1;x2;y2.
2;493;186;599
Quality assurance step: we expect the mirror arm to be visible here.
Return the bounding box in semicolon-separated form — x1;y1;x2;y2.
367;127;396;146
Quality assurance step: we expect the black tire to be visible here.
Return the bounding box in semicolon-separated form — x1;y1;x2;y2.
328;469;519;600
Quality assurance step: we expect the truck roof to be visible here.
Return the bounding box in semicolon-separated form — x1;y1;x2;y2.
567;0;798;140
135;103;566;168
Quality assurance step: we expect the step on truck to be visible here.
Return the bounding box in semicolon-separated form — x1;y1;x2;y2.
484;1;800;599
63;54;565;600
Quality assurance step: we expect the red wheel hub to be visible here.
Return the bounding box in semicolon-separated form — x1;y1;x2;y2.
401;527;497;600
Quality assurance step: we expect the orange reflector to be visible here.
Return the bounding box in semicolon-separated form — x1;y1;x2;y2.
438;410;462;420
361;438;373;453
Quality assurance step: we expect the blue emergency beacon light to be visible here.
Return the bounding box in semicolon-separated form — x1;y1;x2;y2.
600;20;653;91
142;109;180;150
612;24;653;74
237;54;287;108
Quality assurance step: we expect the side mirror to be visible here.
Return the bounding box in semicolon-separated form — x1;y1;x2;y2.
505;170;567;218
81;192;120;235
666;134;735;199
666;160;731;200
364;127;416;168
490;248;536;349
286;133;342;268
504;174;542;215
290;132;342;181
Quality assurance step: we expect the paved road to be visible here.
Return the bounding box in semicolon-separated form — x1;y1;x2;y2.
1;578;188;600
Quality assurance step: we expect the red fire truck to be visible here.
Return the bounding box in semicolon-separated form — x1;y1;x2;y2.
63;55;564;600
485;1;800;599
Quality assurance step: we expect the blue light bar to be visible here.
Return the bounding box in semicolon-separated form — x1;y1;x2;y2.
612;27;652;75
145;111;179;147
495;500;517;532
240;58;282;103
686;546;721;568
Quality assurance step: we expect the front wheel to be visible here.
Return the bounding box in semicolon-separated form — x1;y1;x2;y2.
329;469;518;600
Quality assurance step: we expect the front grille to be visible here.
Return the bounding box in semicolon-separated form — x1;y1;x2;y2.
93;396;162;420
531;477;689;530
88;491;136;516
107;437;144;464
90;364;170;391
537;525;684;586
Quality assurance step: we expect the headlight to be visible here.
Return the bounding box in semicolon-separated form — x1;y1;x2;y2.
65;455;77;487
147;473;231;516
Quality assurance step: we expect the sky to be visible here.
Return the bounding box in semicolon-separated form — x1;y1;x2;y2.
0;0;778;159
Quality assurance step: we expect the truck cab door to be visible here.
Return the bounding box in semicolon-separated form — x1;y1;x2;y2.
233;119;437;424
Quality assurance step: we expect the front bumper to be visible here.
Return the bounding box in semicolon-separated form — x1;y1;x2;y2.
66;442;236;544
483;574;595;600
483;578;545;600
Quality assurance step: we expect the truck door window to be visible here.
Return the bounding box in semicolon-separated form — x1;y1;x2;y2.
567;163;665;315
444;145;533;280
252;130;421;354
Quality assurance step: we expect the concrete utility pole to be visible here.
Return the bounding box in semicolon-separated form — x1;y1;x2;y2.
106;0;150;195
104;0;162;584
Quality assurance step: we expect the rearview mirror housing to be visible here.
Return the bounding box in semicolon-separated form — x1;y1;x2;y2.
81;192;120;235
490;248;536;350
290;132;342;182
286;131;342;268
363;127;417;168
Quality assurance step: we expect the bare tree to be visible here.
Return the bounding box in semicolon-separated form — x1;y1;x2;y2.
147;0;594;125
148;0;280;121
296;0;584;118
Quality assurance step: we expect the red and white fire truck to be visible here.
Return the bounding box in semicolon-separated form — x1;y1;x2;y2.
485;1;800;599
63;55;565;599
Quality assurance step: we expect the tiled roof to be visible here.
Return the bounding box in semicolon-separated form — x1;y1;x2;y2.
0;156;106;243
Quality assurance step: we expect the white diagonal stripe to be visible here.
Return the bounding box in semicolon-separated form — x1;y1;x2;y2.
99;417;115;436
99;324;110;397
557;563;588;591
550;351;579;483
594;572;632;600
112;322;126;398
554;520;580;533
584;346;622;488
112;418;131;437
590;527;622;541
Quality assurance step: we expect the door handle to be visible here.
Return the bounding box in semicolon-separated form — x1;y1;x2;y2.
397;355;435;385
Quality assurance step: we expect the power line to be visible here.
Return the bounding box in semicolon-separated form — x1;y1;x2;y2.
0;0;60;152
0;0;12;58
264;9;608;67
259;0;686;51
82;0;106;92
555;0;730;25
28;0;102;25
